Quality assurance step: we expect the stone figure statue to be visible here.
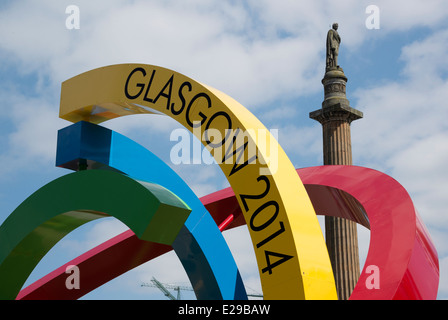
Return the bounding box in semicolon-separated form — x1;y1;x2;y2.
326;23;341;71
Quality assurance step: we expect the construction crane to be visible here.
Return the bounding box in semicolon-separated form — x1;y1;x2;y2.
141;277;263;300
141;277;193;300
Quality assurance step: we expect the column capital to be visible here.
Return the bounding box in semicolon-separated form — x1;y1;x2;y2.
310;103;363;125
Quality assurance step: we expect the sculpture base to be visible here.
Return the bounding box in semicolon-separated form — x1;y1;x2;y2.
325;66;346;78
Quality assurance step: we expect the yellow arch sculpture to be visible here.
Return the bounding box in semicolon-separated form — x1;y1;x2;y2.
59;64;337;299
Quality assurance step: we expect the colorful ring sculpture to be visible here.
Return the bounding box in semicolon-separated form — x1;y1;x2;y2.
0;63;439;300
297;166;439;299
202;166;440;299
55;120;247;300
17;165;439;300
57;63;337;299
0;170;191;300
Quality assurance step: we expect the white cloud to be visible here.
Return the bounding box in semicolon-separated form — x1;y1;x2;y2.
0;1;363;109
374;0;448;31
223;226;262;296
2;0;446;117
352;29;448;225
0;91;67;177
46;218;129;265
276;124;322;167
350;27;448;296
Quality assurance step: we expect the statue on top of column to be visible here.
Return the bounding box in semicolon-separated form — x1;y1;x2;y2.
326;23;341;72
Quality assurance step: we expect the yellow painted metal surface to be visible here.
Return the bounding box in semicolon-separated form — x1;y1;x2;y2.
60;64;337;299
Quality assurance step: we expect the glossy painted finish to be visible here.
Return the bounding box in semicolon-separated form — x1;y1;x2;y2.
0;170;191;300
17;229;172;300
55;121;247;300
203;166;439;299
19;165;439;299
59;64;337;299
297;166;439;300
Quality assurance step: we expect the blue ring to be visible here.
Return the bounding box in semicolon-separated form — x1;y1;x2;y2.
56;121;247;300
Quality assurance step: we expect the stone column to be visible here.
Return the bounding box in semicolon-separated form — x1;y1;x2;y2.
309;68;363;300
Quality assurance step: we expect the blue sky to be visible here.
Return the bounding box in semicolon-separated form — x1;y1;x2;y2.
0;0;447;300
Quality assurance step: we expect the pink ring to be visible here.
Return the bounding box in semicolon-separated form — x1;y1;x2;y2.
18;165;439;300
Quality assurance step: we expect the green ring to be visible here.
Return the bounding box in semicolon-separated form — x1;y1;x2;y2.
0;170;191;299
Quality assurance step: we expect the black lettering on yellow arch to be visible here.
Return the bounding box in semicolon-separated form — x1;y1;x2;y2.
59;63;336;299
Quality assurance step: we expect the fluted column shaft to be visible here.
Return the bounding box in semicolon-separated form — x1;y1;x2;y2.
309;69;363;300
322;117;360;300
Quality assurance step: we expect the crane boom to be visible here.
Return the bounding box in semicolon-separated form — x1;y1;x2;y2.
141;277;263;299
149;277;177;300
141;277;192;300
